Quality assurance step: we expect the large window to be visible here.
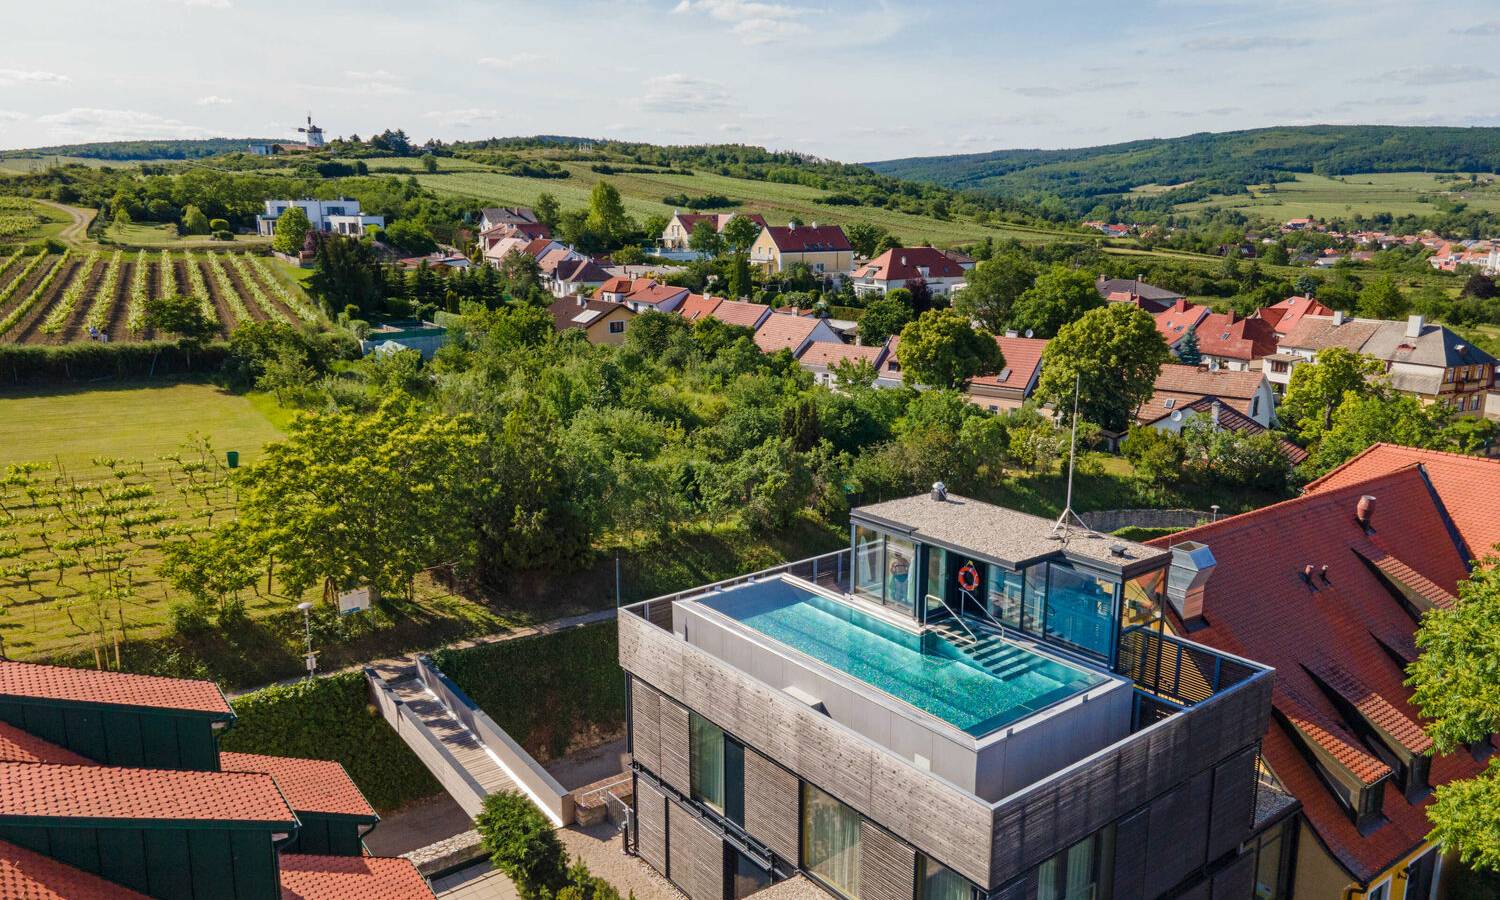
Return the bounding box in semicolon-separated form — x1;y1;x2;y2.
1044;564;1118;659
1035;828;1112;900
802;784;862;899
851;527;918;616
921;855;971;900
988;568;1025;628
690;713;744;825
1120;568;1165;634
854;526;884;606
1405;848;1438;900
1249;818;1294;900
924;546;947;622
885;537;918;615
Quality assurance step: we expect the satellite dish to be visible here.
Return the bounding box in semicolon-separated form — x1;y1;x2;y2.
1024;329;1034;338
1171;411;1183;422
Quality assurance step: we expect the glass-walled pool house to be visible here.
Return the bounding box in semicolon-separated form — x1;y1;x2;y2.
619;491;1293;900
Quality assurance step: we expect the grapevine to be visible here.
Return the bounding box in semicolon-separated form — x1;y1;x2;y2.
226;253;290;324
245;254;320;323
181;254;217;325
41;250;102;335
0;251;70;338
81;250;124;333
202;252;253;328
124;250;150;335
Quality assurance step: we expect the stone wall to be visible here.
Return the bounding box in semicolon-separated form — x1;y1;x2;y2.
1079;508;1211;533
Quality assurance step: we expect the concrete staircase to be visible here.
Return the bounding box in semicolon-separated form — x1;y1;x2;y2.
927;619;1048;681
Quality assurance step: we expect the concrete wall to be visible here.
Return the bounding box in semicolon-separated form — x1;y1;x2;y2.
1079;508;1211;533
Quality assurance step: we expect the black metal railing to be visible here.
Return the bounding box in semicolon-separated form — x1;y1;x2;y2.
1115;625;1263;706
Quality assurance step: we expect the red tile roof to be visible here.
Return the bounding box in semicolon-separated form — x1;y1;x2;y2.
0;763;296;824
851;247;966;283
1136;396;1307;464
1194;312;1279;361
1147;466;1491;882
0;839;149;899
678;294;722;322
796;341;885;368
220;752;376;820
709;299;771;330
672;212;766;234
970;336;1047;392
0;723;94;766
626;284;689;307
763;224;850;253
1258;295;1334;336
1152;363;1266;400
0;660;230;716
279;854;432;900
1303;443;1500;560
753;313;821;353
1153;299;1210;344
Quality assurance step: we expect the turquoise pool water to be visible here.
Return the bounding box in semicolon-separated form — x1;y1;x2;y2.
698;580;1106;736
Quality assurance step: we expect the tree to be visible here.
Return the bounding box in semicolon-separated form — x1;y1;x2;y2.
1461;272;1496;300
896;309;1003;390
1261;242;1289;266
1357;275;1409;320
474;792;569;900
272;206;312;255
953;251;1036;333
858;294;912;345
1177;326;1202;365
845;222;889;258
383;220;438;255
1009;264;1102;337
1122;425;1185;484
720;214;762;255
420;152;438;173
496;251;545;303
585;181;629;248
688;220;724;258
144;294;213;367
181;204;210;236
1304;391;1450;476
308;235;384;318
534;192;560;229
1034;303;1169;433
1278;347;1384;441
1409;556;1500;872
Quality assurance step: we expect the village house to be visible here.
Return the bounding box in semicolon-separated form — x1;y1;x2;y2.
1257;295;1335;339
1137;363;1278;428
966;334;1047;411
1147;444;1500;900
752;311;842;355
1153;299;1212;353
255;198;383;237
659;211;768;250
850;247;968;299
795;340;889;386
594;276;691;314
705;297;773;330
1095;275;1186;313
479;206;539;233
548;257;612;297
1193;311;1280;372
547;295;635;344
677;293;722;322
749;223;853;275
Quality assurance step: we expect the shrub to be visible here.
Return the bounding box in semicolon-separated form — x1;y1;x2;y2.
0;341;230;384
475;792;569;900
212;230;234;242
209;218;230;233
220;671;440;812
432;623;624;760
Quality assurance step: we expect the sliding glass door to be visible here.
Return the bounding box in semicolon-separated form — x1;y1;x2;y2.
802;784;862;899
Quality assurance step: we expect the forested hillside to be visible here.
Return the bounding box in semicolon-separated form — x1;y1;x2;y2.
869;126;1500;213
0;138;279;161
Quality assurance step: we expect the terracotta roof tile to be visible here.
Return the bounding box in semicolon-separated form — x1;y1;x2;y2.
1353;542;1458;610
0;660;230;716
796;341;885;368
1304;661;1433;756
1258;295;1334;336
763;225;850;253
851;247;966;282
0;839;149;899
279;854;432;899
1274;688;1391;785
220;752;376;820
1153;300;1210;343
753;313;820;353
0;723;95;766
1152;363;1266;400
0;763;296;824
707;299;771;330
970;336;1047;392
1193;312;1279;361
678;294;722;322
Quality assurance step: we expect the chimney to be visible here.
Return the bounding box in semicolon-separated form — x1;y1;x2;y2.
1005;330;1019;338
1406;314;1425;338
1333;310;1346;326
1167;541;1216;622
1211;400;1221;427
1356;494;1375;529
931;481;948;502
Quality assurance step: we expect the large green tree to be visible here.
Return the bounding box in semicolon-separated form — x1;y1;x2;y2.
272;206;313;255
308;235;384;318
1034;303;1169;433
1409;556;1500;872
858;294;912;345
1357;275;1410;320
1303;391;1451;476
1278;348;1384;441
585;181;630;248
1009;264;1102;338
953;251;1036;333
895;309;1003;390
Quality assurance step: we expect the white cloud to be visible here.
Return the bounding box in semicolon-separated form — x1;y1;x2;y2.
1452;21;1500;35
672;0;811;44
421;108;501;127
0;69;69;86
34;108;213;141
1014;80;1139;99
477;53;549;70
165;0;232;7
1385;65;1495;85
1183;35;1309;51
0;110;28;122
196;95;232;106
638;73;736;112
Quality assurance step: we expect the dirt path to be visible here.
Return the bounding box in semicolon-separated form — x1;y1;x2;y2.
33;200;95;248
11;258;82;344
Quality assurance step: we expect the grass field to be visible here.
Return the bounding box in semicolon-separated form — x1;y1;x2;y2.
1178;172;1500;222
102;220;271;250
399;157;1077;247
0;197;72;244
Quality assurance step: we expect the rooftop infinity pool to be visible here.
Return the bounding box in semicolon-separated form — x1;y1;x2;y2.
696;579;1106;737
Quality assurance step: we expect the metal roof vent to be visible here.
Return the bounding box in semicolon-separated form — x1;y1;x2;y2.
1167;541;1216;621
1109;542;1127;558
1356;494;1375;530
931;481;947;502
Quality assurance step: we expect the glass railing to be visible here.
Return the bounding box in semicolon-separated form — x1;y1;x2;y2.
623;548;852;631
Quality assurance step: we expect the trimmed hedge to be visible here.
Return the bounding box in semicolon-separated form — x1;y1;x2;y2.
1111;525;1184;542
433;622;624;761
220;670;440;813
0;341;229;384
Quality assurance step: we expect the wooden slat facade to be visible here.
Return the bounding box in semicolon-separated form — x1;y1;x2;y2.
744;747;800;864
859;821;917;900
1208;748;1257;863
659;696;692;796
631;678;662;773
669;798;725;900
636;775;668;875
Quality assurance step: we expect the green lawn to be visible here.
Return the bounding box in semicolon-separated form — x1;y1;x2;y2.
102;220;271;250
1177;172;1500;222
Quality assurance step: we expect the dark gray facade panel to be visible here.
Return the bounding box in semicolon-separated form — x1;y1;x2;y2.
744;748;800;863
1210;851;1256;900
860;821;917;900
660;697;692;796
669;798;725;900
1111;808;1149;900
636;776;668;875
1208;748;1257;863
631;678;662;773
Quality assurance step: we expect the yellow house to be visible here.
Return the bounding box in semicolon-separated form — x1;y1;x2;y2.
547;296;635;345
749;223;853;275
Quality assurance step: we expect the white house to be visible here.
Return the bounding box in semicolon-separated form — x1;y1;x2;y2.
256;199;383;237
850;247;967;298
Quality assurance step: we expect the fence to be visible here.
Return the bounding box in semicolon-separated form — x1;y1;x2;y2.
625;548;851;632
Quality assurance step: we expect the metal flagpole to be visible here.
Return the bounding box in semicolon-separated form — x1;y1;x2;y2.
1050;372;1091;540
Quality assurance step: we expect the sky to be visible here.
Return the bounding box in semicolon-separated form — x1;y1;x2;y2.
3;0;1499;162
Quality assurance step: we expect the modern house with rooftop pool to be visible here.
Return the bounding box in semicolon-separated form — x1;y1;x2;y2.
619;488;1290;900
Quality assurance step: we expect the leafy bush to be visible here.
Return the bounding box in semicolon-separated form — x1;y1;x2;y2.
1112;525;1183;542
220;670;440;812
432;623;624;760
0;341;229;383
661;192;734;210
475;792;569;900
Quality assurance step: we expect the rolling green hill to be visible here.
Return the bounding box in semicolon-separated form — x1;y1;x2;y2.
868;126;1500;214
0;138;280;162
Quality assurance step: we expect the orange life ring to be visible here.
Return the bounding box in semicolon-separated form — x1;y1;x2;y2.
957;562;980;592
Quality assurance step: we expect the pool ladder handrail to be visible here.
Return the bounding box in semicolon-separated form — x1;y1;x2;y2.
926;593;979;645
